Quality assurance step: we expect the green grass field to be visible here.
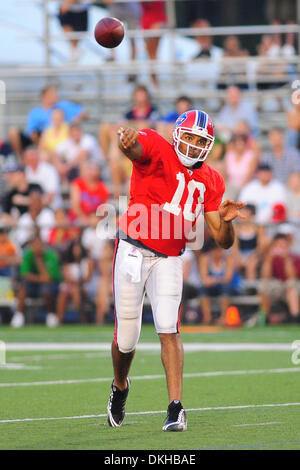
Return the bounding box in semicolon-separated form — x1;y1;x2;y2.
1;324;300;450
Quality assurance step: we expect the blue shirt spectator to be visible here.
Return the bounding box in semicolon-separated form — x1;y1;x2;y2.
216;85;258;138
25;99;85;137
261;128;300;184
160;96;193;123
8;86;87;160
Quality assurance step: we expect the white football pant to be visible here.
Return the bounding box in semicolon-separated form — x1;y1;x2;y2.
113;239;183;353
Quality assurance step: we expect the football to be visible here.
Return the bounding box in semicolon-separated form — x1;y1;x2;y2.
94;17;125;48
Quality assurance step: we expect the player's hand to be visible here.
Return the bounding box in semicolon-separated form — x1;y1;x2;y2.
219;199;247;222
118;127;139;150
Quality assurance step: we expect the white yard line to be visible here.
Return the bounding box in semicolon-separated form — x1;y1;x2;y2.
3;342;297;352
0;403;300;424
0;364;41;370
8;352;110;362
233;422;282;427
0;367;300;387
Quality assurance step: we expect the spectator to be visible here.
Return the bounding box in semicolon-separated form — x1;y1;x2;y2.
224;133;258;190
54;124;104;182
192;18;223;59
99;85;159;198
124;84;160;126
239;163;287;225
0;139;12;158
8;86;87;160
17;191;55;248
11;235;61;328
282;21;297;57
259;233;300;323
103;0;141;80
232;204;269;281
1;162;43;226
69;161;110;224
261;128;300;184
38;109;69;160
156;95;193;142
223;35;249;58
216;85;258;140
286;100;300;150
218;35;249;90
24;147;62;209
96;239;115;324
259;20;296;58
140;1;167;86
56;240;94;324
286;172;300;223
160;96;193;124
82;212;115;262
0;226;20;277
47;207;80;253
57;0;90;63
99;85;159;158
232;120;261;159
187;18;223;85
81;211;118;324
181;249;202;324
199;238;239;325
208;160;239;201
0;155;7;207
256;29;294;92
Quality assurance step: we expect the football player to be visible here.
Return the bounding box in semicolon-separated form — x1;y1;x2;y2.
107;110;246;431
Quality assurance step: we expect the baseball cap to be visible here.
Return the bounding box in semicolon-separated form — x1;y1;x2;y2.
272;203;287;223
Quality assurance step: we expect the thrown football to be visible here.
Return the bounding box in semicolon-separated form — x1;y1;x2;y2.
94;17;125;48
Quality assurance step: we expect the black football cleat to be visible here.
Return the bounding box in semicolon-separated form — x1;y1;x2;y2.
107;378;130;427
162;400;187;432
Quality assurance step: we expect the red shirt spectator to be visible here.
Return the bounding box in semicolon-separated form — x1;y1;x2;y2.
141;1;167;30
69;161;110;223
140;2;167;86
48;208;80;249
272;255;300;281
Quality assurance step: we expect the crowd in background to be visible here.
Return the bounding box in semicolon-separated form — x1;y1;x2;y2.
1;1;300;327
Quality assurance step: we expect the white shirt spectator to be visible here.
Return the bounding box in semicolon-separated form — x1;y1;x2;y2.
182;249;201;287
56;133;103;164
25;161;61;209
239;179;287;225
82;223;115;260
17;208;55;248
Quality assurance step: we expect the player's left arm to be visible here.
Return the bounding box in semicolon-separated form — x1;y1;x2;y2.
204;199;247;250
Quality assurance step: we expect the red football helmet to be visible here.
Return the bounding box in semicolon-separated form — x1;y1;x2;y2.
173;110;215;167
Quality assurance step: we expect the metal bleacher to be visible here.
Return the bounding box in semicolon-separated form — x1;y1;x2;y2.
1;0;300;141
1;1;300;324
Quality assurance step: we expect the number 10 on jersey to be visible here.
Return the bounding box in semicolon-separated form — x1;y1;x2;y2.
163;172;205;222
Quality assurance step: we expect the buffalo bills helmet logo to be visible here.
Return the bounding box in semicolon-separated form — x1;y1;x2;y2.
175;113;188;127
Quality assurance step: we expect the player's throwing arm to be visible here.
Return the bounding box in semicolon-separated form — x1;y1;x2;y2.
118;127;143;160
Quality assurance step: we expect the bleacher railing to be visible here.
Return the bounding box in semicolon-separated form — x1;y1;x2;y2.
1;1;300;136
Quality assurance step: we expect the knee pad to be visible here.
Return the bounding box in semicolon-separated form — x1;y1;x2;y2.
115;317;141;353
153;296;181;333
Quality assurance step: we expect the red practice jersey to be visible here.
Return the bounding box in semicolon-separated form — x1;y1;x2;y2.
118;129;225;256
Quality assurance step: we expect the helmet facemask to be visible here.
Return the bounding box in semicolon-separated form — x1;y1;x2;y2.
173;127;215;168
